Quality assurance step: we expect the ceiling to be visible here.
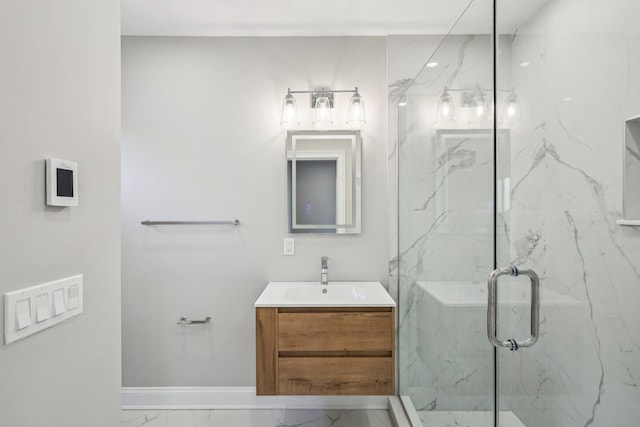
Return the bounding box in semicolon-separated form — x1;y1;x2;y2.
121;0;549;37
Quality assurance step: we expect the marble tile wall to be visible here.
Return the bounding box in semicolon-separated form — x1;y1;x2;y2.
503;0;640;424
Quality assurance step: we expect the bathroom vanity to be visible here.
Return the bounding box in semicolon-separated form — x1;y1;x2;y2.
255;282;396;395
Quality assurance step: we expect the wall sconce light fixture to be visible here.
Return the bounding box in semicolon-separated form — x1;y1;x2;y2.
503;90;520;121
347;90;366;126
280;91;300;127
280;87;366;128
435;85;520;125
436;87;456;122
313;90;334;126
472;88;487;119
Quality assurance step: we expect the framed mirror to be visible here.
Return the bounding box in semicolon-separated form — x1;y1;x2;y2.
623;115;640;222
286;130;362;234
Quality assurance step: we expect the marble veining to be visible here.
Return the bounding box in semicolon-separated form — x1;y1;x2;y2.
565;211;604;427
121;409;392;427
510;141;607;211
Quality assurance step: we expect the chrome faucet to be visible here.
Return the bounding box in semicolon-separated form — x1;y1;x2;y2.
320;256;329;285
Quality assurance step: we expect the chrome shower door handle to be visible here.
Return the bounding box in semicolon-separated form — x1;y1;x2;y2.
487;266;540;351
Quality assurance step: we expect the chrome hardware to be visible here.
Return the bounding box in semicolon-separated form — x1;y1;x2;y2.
142;220;239;226
177;316;212;325
321;256;329;285
487;266;540;351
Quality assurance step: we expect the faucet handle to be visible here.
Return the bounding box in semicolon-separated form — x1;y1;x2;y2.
321;256;329;266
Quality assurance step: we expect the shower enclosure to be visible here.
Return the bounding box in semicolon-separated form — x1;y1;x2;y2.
396;0;640;425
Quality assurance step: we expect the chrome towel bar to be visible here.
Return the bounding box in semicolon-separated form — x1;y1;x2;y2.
141;220;239;226
177;316;212;325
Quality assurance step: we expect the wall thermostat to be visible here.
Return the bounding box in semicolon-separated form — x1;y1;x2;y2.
46;158;78;206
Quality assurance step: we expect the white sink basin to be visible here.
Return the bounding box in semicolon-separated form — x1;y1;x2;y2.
255;282;396;307
284;284;366;302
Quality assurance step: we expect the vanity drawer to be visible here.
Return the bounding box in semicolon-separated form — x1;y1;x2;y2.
278;310;393;352
278;356;393;395
256;306;396;396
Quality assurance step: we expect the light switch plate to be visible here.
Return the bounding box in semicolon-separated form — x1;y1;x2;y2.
284;238;295;256
4;274;83;345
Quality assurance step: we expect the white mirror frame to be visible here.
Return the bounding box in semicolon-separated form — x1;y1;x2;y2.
286;130;362;234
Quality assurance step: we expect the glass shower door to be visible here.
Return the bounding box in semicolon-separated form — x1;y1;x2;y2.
493;0;640;425
399;0;640;426
397;0;497;425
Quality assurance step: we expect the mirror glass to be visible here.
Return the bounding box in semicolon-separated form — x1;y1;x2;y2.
286;130;361;234
623;115;640;220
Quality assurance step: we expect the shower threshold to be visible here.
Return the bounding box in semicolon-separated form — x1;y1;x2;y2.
418;410;525;427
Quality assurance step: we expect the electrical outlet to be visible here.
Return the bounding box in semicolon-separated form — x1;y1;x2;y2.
284;238;295;255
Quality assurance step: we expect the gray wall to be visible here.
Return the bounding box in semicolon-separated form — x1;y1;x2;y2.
121;36;388;386
0;1;121;426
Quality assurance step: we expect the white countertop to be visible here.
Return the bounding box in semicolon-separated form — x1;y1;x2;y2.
255;281;396;307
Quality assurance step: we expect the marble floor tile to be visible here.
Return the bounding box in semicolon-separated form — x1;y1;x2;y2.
121;409;393;427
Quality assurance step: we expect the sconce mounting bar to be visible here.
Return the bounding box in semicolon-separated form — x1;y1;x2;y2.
287;87;359;95
287;87;360;108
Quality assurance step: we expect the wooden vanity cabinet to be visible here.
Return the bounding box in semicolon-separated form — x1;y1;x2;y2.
256;307;395;395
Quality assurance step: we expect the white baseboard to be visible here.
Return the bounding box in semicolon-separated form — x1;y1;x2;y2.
122;387;390;410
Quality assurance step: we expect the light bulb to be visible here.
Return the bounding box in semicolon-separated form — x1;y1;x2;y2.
506;101;517;118
473;91;486;119
313;94;333;126
502;91;519;122
436;88;455;123
441;101;451;117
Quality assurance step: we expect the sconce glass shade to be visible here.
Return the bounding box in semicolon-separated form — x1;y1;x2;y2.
346;92;366;126
473;91;487;119
502;91;520;122
313;94;333;126
436;88;455;122
280;93;300;127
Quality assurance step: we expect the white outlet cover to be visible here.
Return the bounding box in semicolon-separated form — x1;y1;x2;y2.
284;238;295;256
